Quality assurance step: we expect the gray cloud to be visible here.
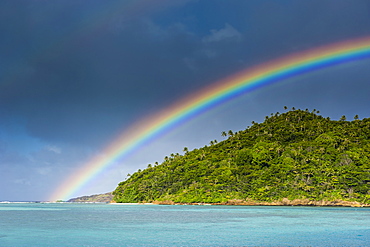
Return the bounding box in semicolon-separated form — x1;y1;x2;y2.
202;23;242;43
3;0;368;147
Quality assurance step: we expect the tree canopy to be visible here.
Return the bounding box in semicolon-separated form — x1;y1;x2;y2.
113;109;370;204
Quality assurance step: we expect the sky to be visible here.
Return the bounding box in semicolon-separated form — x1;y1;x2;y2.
1;0;370;201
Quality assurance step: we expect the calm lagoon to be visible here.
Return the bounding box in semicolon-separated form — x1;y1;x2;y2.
0;203;369;246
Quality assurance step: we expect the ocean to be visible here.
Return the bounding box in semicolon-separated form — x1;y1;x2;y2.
0;203;369;246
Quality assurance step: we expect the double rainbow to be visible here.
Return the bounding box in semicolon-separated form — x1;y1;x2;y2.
50;37;370;201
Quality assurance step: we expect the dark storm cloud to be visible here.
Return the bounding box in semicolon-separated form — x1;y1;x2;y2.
1;0;370;147
0;1;199;146
1;1;239;147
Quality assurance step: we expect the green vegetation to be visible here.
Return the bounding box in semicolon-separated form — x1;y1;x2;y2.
68;192;113;203
113;109;370;204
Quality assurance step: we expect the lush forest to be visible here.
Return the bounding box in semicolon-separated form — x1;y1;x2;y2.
113;108;370;205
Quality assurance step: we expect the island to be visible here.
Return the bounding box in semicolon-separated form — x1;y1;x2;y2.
112;108;370;206
68;192;113;203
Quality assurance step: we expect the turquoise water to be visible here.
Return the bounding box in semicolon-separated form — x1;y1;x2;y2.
0;203;369;246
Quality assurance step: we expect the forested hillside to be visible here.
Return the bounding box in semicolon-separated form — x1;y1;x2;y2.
113;109;370;205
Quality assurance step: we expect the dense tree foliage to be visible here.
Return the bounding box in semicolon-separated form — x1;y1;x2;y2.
113;109;370;204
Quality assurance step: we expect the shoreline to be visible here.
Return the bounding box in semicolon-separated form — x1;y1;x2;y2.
146;198;370;207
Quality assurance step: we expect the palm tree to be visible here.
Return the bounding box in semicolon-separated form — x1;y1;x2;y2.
221;131;227;137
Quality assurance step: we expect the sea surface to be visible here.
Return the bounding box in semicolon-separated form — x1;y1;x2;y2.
0;203;369;247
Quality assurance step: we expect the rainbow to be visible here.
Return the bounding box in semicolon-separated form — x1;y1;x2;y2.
50;37;370;201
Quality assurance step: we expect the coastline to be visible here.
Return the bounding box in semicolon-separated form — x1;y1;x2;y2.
109;203;153;205
147;198;370;207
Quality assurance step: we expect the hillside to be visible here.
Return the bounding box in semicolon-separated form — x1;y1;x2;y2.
68;192;113;203
113;109;370;205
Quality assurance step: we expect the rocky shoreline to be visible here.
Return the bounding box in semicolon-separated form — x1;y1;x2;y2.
151;198;369;207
